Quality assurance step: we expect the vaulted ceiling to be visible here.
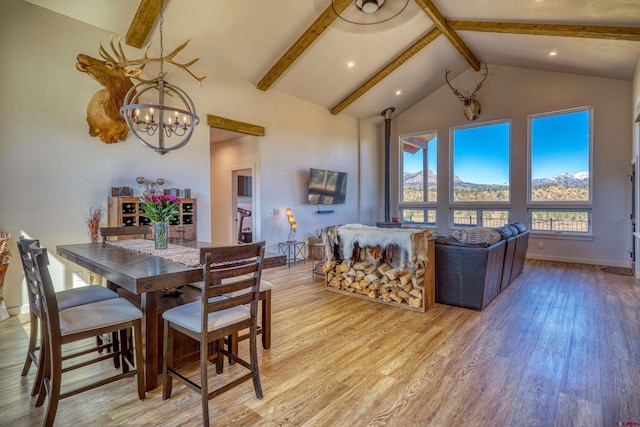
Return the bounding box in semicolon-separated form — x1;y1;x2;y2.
24;0;640;123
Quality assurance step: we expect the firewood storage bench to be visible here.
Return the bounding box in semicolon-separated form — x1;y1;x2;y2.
322;224;435;312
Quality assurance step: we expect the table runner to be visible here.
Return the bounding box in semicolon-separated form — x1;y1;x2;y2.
106;239;201;267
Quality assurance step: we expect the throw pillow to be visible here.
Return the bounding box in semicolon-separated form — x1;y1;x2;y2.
451;227;501;245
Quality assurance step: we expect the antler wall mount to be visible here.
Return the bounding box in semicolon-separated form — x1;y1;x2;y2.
76;36;205;147
445;64;489;121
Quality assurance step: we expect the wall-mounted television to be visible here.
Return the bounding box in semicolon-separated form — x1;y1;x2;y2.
308;168;347;205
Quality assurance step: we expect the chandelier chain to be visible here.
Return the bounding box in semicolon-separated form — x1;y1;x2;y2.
159;0;164;78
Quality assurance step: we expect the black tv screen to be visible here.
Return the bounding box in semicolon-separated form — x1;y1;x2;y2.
308;168;347;205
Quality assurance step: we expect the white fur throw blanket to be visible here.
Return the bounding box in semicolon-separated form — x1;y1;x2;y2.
324;224;432;269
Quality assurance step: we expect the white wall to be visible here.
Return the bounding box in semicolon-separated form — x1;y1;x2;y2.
0;0;380;314
632;57;640;276
394;65;633;267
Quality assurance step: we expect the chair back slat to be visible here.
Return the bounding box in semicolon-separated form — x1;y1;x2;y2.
199;242;265;332
199;243;263;265
100;226;151;241
205;273;256;297
205;294;253;314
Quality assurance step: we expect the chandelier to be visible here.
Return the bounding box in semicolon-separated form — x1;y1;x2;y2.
332;0;409;25
120;0;199;155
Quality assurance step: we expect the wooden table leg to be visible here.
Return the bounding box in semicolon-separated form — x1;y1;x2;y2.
140;290;159;391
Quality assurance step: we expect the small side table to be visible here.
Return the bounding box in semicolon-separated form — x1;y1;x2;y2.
311;243;325;277
278;241;306;267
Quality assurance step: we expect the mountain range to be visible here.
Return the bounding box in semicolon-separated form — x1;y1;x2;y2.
403;170;589;188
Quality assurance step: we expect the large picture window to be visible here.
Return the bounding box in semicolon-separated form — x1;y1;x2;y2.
530;108;591;203
399;131;437;225
451;121;510;203
528;107;592;235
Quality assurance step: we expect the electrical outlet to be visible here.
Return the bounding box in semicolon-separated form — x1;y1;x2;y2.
267;210;273;217
538;241;544;249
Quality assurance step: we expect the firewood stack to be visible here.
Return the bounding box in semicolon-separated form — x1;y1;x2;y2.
322;225;434;311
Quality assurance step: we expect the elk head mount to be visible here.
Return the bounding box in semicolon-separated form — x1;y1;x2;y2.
445;64;489;121
76;36;205;144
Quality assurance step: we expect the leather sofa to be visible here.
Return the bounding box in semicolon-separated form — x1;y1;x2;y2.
435;223;530;311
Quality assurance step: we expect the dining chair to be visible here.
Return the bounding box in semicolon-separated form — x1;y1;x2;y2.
100;225;151;241
162;242;266;427
27;243;145;427
17;236;119;397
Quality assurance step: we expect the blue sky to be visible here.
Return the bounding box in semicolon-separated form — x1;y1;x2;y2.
531;110;590;179
453;122;510;184
404;110;589;184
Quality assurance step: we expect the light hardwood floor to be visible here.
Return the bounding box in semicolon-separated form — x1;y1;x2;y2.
1;259;639;426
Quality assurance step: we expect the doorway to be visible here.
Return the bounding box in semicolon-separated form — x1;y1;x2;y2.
208;114;264;245
234;168;253;244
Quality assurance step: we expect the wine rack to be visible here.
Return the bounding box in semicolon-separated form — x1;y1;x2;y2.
108;197;197;240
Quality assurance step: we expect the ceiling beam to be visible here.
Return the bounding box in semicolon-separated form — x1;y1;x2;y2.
448;21;640;42
257;0;352;91
207;114;265;137
331;28;441;115
126;0;163;48
413;0;481;71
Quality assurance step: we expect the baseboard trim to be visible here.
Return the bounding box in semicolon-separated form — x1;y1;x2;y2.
526;253;632;268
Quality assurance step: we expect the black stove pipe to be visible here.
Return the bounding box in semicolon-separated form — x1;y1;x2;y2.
381;106;395;223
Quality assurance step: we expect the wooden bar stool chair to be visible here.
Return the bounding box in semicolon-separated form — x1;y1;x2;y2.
17;237;119;398
27;244;145;427
162;242;266;427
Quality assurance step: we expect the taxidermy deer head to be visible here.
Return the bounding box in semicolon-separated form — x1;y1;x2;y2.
76;36;205;144
445;64;489;121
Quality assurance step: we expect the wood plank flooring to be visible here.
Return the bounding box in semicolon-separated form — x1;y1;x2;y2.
1;259;639;426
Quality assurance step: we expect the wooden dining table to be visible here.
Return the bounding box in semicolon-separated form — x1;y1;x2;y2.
56;240;285;391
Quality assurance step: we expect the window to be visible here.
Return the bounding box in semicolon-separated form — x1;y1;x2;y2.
399;131;437;225
530;108;591;203
529;107;592;235
529;209;591;233
400;208;436;225
452;209;510;228
451;121;510;203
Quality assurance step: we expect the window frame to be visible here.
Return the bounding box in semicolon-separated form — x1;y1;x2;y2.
527;106;593;206
528;208;592;236
527;106;593;236
449;119;511;205
450;208;511;228
398;130;438;227
399;208;437;226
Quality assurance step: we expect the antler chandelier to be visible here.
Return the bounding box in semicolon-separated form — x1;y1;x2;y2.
120;0;200;155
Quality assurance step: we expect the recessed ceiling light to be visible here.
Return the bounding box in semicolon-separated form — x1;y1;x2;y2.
395;90;402;95
347;61;355;68
549;51;557;56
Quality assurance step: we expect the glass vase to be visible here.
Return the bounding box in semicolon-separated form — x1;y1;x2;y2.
154;221;169;250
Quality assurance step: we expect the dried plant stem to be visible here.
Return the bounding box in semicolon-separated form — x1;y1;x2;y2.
81;206;106;243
